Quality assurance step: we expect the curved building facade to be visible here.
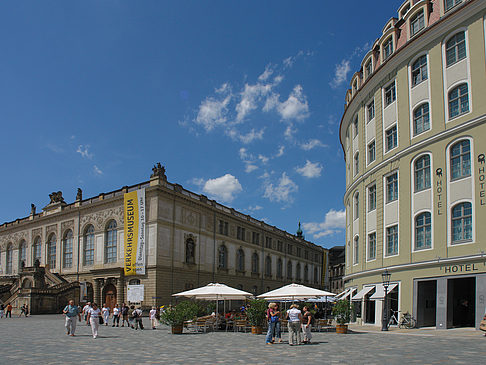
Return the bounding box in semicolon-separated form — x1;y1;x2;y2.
339;0;486;329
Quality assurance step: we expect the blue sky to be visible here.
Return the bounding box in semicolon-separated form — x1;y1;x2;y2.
0;1;402;248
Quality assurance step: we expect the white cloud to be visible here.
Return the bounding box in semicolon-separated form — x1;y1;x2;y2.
300;139;326;151
195;87;231;131
258;154;269;164
295;160;323;178
93;165;103;175
239;147;249;160
277;85;309;121
245;163;258;173
202;174;242;203
236;82;272;122
76;145;94;159
258;64;274;81
275;146;285;157
284;124;296;140
302;209;346;239
248;205;263;212
263;172;298;203
238;128;265;144
330;59;351;89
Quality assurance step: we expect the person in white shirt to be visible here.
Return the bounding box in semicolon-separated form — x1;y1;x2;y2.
286;304;303;346
112;304;120;327
149;306;158;330
87;303;102;339
82;302;92;326
101;304;110;326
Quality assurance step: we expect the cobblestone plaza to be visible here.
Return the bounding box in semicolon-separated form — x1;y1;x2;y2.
1;315;485;364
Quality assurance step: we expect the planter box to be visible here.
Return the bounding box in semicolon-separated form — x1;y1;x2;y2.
336;324;348;334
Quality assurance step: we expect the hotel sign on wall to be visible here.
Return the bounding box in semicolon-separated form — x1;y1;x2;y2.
478;153;485;206
124;188;146;276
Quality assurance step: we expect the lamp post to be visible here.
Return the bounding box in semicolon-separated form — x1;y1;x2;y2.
381;269;391;331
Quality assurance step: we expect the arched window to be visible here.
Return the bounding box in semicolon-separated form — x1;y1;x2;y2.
450;140;471;180
446;31;466;66
304;265;309;282
277;258;283;278
413;103;430;136
84;225;95;266
236;248;245;272
129;278;141;285
105;220;117;264
410;10;425;37
411;55;428;86
6;243;13;274
218;245;227;269
185;238;195;264
354;236;359;264
33;236;42;264
414;155;431;192
251;252;259;274
265;256;272;277
63;230;73;268
287;261;293;279
19;240;27;269
383;36;394;60
448;84;469;119
47;234;57;269
354;152;359;176
445;0;463;12
452;202;472;243
314;267;318;284
296;263;301;281
354;193;359;220
415;212;432;250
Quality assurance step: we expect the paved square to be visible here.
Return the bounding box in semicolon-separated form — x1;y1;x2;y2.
0;315;485;364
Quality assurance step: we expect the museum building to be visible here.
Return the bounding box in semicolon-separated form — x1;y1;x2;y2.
339;0;486;329
0;164;326;313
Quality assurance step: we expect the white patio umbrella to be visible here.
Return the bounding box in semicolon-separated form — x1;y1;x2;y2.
257;283;336;301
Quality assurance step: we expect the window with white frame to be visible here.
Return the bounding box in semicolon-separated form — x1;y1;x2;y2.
6;244;13;274
368;232;376;260
451;202;472;243
383;36;394;60
446;31;466;66
386;173;398;203
105;220;117;264
367;100;375;122
354;192;359;220
386;225;399;256
410;9;425;37
354;152;359;176
411;55;428;86
33;237;41;263
365;59;373;78
384;81;396;106
413;103;430;136
450;140;471;180
415;212;432;250
415;155;431;192
385;125;398;151
368;184;376;212
63;230;73;268
19;240;27;269
84;225;95;266
353;115;359;138
47;234;57;269
448;84;469;119
445;0;463;12
368;140;375;164
353;236;359;264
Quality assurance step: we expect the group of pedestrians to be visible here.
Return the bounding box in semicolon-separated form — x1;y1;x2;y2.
265;303;314;346
0;303;28;318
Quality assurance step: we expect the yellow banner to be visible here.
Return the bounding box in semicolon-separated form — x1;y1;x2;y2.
124;191;139;276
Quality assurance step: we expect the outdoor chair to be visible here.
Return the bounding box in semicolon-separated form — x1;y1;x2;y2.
234;319;249;333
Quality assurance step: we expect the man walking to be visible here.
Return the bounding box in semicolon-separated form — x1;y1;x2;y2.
82;302;92;325
6;303;12;318
63;300;81;336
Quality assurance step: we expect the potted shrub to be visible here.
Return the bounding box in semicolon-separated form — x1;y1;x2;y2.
246;299;267;334
332;299;354;334
160;300;199;334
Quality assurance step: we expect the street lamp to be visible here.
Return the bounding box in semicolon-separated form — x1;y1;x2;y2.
381;269;391;331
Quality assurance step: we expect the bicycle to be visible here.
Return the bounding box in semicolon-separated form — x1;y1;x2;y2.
387;309;400;327
398;312;417;329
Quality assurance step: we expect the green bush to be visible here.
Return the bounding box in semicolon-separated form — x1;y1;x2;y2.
246;299;268;327
160;300;199;326
332;299;354;325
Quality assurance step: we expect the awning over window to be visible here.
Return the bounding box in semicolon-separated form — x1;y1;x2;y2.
369;283;398;300
341;288;356;301
335;288;350;300
351;286;375;301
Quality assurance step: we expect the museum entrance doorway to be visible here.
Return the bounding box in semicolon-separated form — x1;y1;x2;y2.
103;284;117;312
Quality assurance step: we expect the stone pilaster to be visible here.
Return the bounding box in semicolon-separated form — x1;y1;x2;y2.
117;276;125;305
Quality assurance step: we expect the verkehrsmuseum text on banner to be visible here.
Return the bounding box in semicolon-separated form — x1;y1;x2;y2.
124;188;146;276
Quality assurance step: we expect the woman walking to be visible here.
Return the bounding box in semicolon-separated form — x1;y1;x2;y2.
101;303;110;326
286;304;302;346
265;303;278;345
301;306;313;344
87;303;102;339
273;303;282;343
112;304;120;327
149;306;158;330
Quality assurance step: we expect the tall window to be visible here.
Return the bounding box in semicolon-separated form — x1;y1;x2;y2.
415;212;432;250
414;155;431;192
304;265;309;282
354;193;359;220
105;220;117;264
265;237;272;249
314;267;318;284
277;240;283;252
354;153;359;176
251;252;259;273
386;125;398;151
448;84;469;119
386;225;399;256
353;236;359;264
287;260;293;279
277;258;283;278
265;256;272;277
47;234;57;269
236;249;245;271
368;140;376;164
84;225;95;266
353;115;359;137
412;55;428;86
413;103;430;136
368;233;376;260
384;81;396;106
365;59;373;78
33;237;41;263
6;244;13;274
185;238;195;264
450;140;471;180
218;245;227;269
252;232;260;245
383;37;394;60
410;10;425;36
452;202;472;243
445;0;463;12
368;184;376;212
446;32;466;66
19;240;27;269
218;220;228;236
367;100;375;122
237;226;246;241
386;173;398;203
63;230;73;268
296;263;301;281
